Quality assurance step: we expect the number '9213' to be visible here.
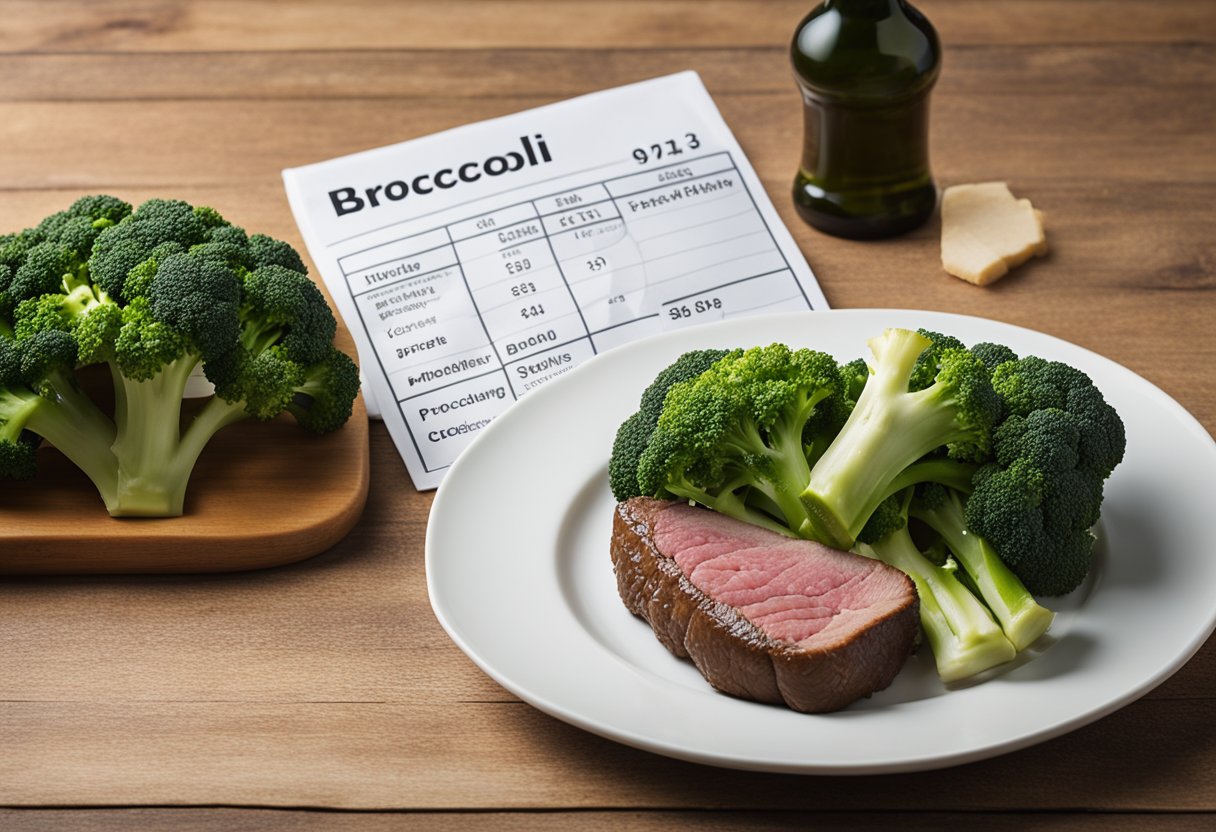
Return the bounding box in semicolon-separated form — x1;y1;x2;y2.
632;133;700;165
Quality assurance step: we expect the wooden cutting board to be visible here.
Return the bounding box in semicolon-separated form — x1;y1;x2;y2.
0;395;370;574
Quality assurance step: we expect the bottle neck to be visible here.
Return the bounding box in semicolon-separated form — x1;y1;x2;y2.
824;0;907;17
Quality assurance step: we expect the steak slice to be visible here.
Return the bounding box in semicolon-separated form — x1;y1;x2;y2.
611;497;919;713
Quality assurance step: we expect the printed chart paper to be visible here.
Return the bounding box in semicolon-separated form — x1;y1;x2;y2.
283;72;828;489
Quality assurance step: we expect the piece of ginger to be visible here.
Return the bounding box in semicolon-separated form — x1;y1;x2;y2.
941;183;1047;286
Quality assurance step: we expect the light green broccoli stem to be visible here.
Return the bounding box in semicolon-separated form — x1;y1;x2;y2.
108;354;248;517
664;475;800;539
913;492;1055;651
800;329;962;548
664;415;813;537
858;526;1016;683
5;371;119;508
754;415;817;533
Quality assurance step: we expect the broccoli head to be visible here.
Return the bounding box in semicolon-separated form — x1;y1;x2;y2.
964;356;1126;595
0;195;360;517
608;348;729;502
636;343;844;536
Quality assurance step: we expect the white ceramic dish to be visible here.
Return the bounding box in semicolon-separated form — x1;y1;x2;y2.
426;309;1216;774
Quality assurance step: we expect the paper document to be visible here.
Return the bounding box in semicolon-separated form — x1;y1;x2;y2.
283;72;828;490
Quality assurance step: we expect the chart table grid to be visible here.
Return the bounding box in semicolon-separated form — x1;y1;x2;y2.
336;151;816;475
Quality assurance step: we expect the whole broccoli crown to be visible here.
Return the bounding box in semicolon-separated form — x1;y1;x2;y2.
145;252;241;364
607;348;730;501
248;234;308;274
240;265;336;365
286;345;360;433
991;356;1126;478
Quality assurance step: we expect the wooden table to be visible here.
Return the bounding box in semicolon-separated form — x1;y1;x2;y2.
3;1;1214;828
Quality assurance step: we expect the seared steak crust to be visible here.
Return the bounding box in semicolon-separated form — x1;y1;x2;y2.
610;497;919;713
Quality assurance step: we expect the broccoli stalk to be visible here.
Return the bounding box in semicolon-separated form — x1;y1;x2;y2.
107;354;247;516
800;328;1000;550
0;332;119;503
911;484;1055;651
856;492;1017;682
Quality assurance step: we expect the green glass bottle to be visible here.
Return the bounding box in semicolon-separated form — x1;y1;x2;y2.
791;0;941;239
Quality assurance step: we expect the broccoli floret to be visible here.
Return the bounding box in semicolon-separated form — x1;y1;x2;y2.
89;200;211;302
838;356;869;404
964;357;1126;596
636;343;844;536
855;491;907;545
970;341;1018;373
286;345;361;433
211;263;356;431
908;328;965;391
800;328;1001;549
248;233;308;274
911;483;1055;651
0;196;360;517
68;194;133;225
238;264;335;364
855;490;1017;683
11;242;77;303
608;348;730;502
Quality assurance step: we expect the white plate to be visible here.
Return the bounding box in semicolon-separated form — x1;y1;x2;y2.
425;309;1216;774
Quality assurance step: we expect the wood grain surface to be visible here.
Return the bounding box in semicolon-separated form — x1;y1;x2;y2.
0;398;369;574
1;0;1213;828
